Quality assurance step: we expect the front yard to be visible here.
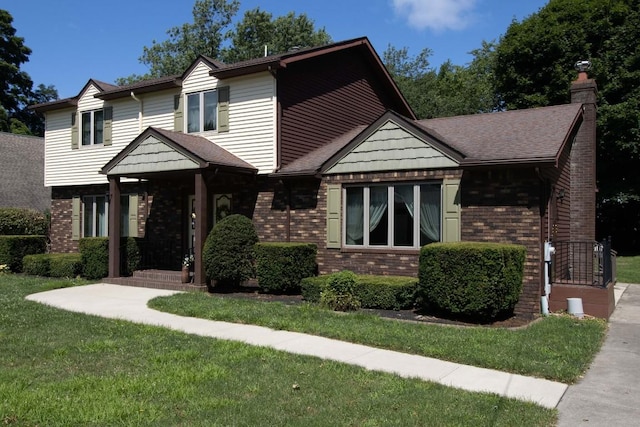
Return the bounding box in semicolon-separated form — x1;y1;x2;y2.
0;275;560;426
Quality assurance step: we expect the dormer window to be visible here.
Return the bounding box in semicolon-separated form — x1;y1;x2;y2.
81;110;104;145
187;90;217;133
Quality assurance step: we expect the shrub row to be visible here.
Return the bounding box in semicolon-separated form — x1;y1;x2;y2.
23;253;82;278
78;237;141;280
418;242;525;321
0;235;47;273
301;273;418;310
255;242;317;293
0;208;48;236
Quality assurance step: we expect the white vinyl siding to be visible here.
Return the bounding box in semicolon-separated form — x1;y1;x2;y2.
45;62;277;186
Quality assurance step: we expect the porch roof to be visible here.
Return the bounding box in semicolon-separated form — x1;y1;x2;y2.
100;127;257;178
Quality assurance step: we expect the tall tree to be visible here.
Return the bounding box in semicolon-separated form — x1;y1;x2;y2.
0;10;57;135
494;0;640;250
383;44;497;119
139;0;240;78
222;8;331;63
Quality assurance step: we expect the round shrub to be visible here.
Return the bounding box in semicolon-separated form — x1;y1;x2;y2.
418;242;525;321
203;214;258;286
320;270;361;311
79;237;109;280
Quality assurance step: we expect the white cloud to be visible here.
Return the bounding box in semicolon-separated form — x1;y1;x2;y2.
392;0;478;31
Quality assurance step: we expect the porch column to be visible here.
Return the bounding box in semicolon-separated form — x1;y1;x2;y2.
194;171;210;286
108;176;121;278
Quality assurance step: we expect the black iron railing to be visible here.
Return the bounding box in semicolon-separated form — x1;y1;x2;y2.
120;238;180;274
552;237;617;287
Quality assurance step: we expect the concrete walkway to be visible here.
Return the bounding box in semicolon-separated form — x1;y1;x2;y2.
557;282;640;426
26;283;567;409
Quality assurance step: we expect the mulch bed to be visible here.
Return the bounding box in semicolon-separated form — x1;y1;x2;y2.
209;284;536;329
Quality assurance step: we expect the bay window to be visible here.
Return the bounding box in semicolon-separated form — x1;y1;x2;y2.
344;183;441;249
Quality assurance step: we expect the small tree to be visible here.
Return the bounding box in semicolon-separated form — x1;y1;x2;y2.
203;214;258;286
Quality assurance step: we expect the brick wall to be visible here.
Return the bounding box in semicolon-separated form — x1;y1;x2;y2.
460;168;542;316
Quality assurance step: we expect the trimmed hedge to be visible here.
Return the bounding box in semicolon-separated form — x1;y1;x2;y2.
0;235;47;273
418;242;526;321
79;237;109;280
23;253;82;278
301;274;418;310
0;208;48;236
255;242;317;293
203;214;259;286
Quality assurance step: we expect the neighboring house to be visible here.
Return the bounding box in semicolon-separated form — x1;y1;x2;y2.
0;132;51;212
33;37;608;318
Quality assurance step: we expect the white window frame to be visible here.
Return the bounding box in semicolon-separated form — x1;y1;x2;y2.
82;195;109;237
342;183;442;249
81;109;104;146
186;90;217;133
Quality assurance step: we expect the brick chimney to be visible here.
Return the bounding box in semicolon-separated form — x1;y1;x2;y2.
570;60;597;242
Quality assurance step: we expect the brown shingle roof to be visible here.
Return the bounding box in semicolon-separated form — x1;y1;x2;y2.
101;127;257;176
417;103;583;166
0;132;50;211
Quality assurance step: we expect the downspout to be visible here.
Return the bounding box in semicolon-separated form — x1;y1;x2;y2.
130;91;143;133
536;167;553;315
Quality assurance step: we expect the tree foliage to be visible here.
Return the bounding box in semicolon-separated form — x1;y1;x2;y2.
383;44;497;119
494;0;640;250
0;10;57;136
121;1;331;83
222;8;331;63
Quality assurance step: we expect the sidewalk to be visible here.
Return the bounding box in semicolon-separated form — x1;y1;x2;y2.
26;283;567;409
557;282;640;425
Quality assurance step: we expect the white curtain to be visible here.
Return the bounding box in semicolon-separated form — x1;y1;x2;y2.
346;188;364;244
420;185;440;242
369;186;388;233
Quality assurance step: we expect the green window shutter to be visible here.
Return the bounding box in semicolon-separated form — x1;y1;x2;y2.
326;184;341;248
71;112;79;149
174;94;184;132
128;194;139;238
103;106;113;146
217;86;230;133
442;179;461;242
72;196;81;241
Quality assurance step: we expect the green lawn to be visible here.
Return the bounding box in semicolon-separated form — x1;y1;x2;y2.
617;255;640;284
1;275;556;426
150;292;607;384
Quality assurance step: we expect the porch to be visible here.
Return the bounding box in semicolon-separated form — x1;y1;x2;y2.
548;238;618;319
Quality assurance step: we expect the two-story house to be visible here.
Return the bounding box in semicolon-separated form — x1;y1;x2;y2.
34;37;611;318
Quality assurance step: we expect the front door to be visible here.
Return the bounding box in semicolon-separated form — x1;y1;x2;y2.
188;193;232;254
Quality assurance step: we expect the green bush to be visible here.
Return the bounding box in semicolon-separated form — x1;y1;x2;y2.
203;214;258;286
123;237;141;276
418;242;526;321
255;242;317;293
320;270;361;311
0;235;47;273
0;208;48;236
302;274;417;310
22;254;50;276
79;237;109;280
23;253;82;278
49;253;83;277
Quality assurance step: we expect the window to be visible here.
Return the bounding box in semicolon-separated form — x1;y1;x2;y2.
81;110;104;145
83;195;108;237
187;90;217;133
344;183;441;249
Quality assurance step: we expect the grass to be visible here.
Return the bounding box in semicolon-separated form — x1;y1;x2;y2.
1;274;556;426
149;292;607;384
617;255;640;284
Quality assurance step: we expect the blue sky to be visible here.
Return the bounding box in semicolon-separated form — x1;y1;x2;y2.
8;0;548;99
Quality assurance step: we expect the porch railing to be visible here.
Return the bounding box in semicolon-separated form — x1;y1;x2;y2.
120;238;180;274
552;237;617;287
